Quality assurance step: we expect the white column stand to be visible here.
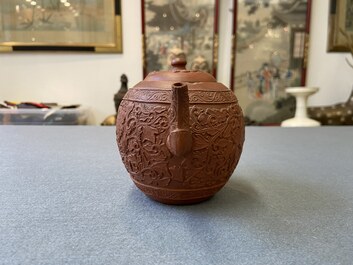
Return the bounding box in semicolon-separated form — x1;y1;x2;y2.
281;87;321;127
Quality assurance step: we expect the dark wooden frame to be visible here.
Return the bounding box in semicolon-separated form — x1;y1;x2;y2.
328;0;352;52
141;0;219;77
0;0;122;53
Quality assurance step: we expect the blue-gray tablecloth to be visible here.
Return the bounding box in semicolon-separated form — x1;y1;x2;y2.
0;126;352;265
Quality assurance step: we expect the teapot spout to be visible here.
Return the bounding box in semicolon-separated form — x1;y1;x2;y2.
167;83;192;157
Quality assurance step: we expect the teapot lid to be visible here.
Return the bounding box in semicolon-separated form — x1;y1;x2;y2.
144;57;217;83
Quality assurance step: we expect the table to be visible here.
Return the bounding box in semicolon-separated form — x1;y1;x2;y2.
1;126;352;265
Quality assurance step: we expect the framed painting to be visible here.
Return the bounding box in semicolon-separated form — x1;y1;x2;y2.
0;0;122;53
230;0;312;125
328;0;353;52
141;0;219;77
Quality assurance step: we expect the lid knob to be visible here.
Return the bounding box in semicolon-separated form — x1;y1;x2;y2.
171;57;187;71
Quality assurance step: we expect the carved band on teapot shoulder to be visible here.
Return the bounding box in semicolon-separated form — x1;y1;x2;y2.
124;89;238;104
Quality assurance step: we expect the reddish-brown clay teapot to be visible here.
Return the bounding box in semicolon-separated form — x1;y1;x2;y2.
116;58;245;204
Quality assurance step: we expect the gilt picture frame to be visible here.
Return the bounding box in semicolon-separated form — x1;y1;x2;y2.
0;0;122;53
141;0;219;77
328;0;353;52
230;0;312;125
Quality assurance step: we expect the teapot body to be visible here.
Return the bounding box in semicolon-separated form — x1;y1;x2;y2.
116;78;245;204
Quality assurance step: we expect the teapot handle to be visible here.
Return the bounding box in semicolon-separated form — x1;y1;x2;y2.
166;83;192;157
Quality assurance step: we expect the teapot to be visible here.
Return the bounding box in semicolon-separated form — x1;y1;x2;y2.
116;58;245;204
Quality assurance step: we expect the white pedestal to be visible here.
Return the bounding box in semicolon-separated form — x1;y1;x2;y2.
281;87;321;127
